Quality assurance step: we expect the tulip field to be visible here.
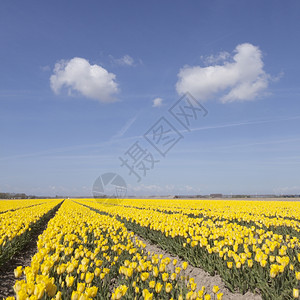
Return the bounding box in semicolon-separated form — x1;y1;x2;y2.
1;198;300;299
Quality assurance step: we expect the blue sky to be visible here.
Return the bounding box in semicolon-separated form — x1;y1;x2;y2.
1;1;300;197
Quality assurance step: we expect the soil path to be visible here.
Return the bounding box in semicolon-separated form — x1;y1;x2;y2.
134;235;262;300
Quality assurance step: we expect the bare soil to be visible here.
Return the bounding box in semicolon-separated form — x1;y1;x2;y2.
134;234;262;300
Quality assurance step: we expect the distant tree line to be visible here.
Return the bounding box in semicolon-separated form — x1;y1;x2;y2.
0;192;36;199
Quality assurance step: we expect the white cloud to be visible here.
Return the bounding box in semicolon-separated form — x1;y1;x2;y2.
176;43;272;103
50;57;119;103
152;97;163;107
202;51;230;65
111;54;135;66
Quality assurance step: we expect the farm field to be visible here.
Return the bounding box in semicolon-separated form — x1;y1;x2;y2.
1;198;300;299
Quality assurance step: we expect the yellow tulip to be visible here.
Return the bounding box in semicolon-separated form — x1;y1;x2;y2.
155;282;163;293
182;262;188;270
77;282;85;293
14;266;23;278
162;272;169;282
165;283;172;293
141;272;149;281
66;275;75;287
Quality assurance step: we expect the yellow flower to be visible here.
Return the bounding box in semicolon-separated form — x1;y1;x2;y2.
126;267;133;278
34;283;45;299
293;288;299;298
119;285;128;296
55;291;62;300
190;282;197;291
77;282;85;293
186;291;194;300
85;286;98;298
144;292;153;300
96;259;103;267
66;275;75;287
79;294;88;300
162;272;169;282
153;267;159;277
227;262;233;269
260;259;267;267
165;283;172;293
141;272;149;281
217;292;224;300
46;282;57;297
247;259;253;268
149;280;155;288
26;282;35;295
15;290;27;300
204;295;211;300
14;266;23;278
142;289;151;298
182;262;188;270
159;263;166;272
296;272;300;280
71;291;80;300
85;272;94;284
198;290;204;298
94;267;101;277
269;256;275;263
67;263;75;273
155;282;163;293
213;285;220;293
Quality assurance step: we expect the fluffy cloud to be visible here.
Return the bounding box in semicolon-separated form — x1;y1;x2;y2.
152;97;163;107
176;43;271;103
50;57;119;103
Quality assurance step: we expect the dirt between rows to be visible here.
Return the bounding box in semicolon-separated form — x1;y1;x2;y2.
133;234;262;300
0;234;40;298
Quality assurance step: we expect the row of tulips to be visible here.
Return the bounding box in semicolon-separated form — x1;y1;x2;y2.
77;199;300;300
0;199;63;266
93;199;300;237
0;199;49;213
7;200;219;300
